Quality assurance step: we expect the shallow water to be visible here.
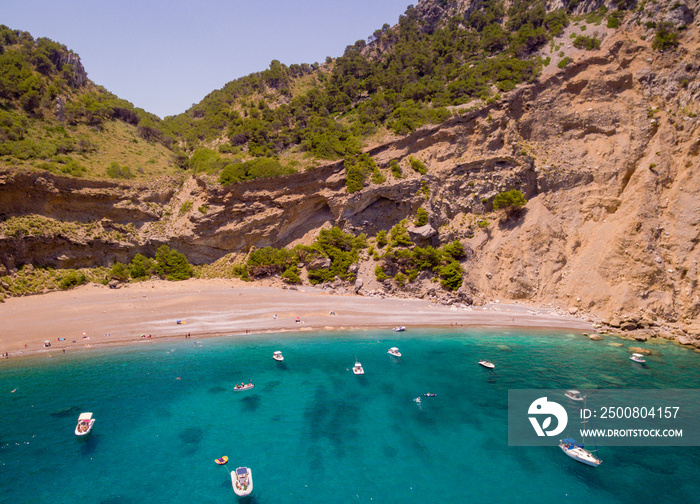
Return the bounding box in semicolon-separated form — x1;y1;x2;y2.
1;328;698;504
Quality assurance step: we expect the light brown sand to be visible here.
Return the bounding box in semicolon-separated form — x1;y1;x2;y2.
0;278;593;358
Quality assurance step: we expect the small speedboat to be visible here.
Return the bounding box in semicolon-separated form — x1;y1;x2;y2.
423;393;437;397
215;456;229;465
565;390;584;401
232;466;253;496
393;326;406;332
387;347;402;357
75;412;94;436
630;353;647;364
353;361;365;375
273;351;284;361
478;360;495;369
234;382;255;391
559;438;602;467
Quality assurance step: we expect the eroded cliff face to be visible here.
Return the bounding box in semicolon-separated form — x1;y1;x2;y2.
1;10;699;343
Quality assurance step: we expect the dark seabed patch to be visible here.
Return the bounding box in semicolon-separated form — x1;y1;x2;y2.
262;379;282;392
178;426;205;444
240;394;261;412
50;405;81;418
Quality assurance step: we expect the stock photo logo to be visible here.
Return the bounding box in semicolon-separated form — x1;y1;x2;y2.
528;397;568;437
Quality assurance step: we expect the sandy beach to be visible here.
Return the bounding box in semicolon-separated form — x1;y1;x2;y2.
0;278;593;358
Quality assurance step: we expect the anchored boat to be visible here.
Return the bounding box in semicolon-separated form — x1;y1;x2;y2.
234;381;254;391
74;412;94;436
478;359;495;369
559;396;602;467
232;466;253;497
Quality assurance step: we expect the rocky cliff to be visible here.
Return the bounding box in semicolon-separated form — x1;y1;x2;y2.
1;0;700;346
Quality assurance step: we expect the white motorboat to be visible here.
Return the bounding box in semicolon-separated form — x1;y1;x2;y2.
273;351;284;361
353;361;365;375
559;438;602;467
630;353;647;363
234;381;254;391
392;326;406;332
478;359;495;369
387;347;402;357
565;390;584;401
232;466;253;496
74;412;94;436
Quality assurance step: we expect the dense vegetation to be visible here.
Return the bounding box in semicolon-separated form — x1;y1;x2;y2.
109;245;194;282
0;244;195;298
163;0;574;161
0;0;666;185
0;25;175;178
242;227;368;285
0;223;474;299
155;0;644;188
372;220;466;291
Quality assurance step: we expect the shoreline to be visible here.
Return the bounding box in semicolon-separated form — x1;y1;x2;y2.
0;278;595;361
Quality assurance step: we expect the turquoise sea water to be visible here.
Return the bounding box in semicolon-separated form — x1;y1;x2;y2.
1;328;699;504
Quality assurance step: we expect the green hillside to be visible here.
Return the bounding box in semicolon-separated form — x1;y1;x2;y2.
0;25;177;179
1;1;646;184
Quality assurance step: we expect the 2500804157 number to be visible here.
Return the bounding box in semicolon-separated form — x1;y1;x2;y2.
599;406;679;419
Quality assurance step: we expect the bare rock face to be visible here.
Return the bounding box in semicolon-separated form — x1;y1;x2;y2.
2;6;700;341
308;256;332;270
406;223;437;240
58;52;88;88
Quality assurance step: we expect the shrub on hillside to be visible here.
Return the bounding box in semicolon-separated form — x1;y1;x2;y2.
375;230;388;248
408;156;428;175
572;35;601;50
106;162;134;179
59;270;88;290
493;189;527;218
389;221;413;247
389;159;403;178
414;207;429;226
219;157;295;185
443;240;466;260
246;246;296;278
439;261;463;291
110;262;129;282
344;153;378;193
652;22;680;51
154;245;193;281
129;253;155;280
281;265;301;284
190;147;226;174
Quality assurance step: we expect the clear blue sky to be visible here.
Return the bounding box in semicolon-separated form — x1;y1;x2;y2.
2;0;412;118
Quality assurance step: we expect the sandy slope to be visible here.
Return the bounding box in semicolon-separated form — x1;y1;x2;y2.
0;278;592;359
